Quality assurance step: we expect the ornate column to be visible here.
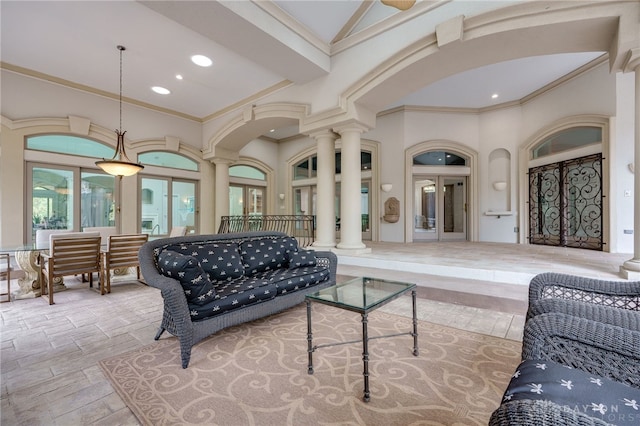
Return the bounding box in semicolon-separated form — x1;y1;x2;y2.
621;48;640;279
213;159;233;233
334;124;371;254
311;130;338;249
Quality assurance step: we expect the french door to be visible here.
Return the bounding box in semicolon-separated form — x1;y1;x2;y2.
230;185;264;216
28;163;116;243
413;176;466;241
140;177;197;236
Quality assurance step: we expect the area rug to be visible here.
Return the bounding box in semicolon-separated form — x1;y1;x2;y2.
99;303;521;425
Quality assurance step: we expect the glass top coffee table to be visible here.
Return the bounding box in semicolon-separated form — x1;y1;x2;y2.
305;276;418;402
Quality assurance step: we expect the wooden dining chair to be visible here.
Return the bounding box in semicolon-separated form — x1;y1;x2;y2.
169;226;188;237
39;232;102;305
101;234;149;294
0;253;11;303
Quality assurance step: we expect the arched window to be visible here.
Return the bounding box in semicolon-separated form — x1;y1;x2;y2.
532;126;602;159
413;151;466;166
139;151;198;171
27;134;114;158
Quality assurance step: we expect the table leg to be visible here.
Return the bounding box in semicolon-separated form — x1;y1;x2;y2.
362;312;370;402
307;300;314;374
412;290;419;356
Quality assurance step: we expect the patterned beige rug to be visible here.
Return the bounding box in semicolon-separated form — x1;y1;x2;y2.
100;303;521;425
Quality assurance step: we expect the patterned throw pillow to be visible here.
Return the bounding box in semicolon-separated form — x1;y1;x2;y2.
287;249;317;269
240;237;298;275
188;243;245;282
157;250;216;305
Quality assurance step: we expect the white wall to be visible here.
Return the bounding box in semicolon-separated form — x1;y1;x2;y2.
363;113;404;242
477;107;522;243
612;72;636;254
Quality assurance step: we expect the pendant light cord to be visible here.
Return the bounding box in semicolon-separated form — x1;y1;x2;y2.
117;45;125;132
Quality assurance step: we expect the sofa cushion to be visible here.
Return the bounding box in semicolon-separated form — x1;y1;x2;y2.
157;250;216;305
501;359;640;424
287;249;317;269
240;237;298;275
191;242;245;281
188;275;278;321
263;265;330;295
164;242;245;281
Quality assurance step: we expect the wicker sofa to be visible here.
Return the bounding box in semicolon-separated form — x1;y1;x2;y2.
139;231;337;368
490;273;640;425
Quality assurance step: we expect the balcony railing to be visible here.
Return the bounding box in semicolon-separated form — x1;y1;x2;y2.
218;215;315;247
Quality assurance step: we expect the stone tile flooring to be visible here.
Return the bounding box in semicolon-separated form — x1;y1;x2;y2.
0;242;630;425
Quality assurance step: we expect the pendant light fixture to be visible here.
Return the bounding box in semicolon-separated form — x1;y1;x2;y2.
96;45;144;177
381;0;416;11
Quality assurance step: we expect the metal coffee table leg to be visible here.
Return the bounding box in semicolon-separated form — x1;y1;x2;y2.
307;300;314;374
362;312;370;402
412;290;419;356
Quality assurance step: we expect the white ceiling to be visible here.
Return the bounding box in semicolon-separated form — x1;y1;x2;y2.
1;0;604;139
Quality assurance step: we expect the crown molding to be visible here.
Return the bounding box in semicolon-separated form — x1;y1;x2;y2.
1;62;201;123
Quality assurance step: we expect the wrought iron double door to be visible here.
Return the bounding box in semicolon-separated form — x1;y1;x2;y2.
529;153;603;250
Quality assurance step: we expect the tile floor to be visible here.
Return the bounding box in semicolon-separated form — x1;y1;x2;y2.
0;242;632;425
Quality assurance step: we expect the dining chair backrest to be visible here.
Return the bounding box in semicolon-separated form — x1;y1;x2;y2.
105;234;149;270
83;226;117;245
45;233;101;278
35;229;67;249
49;232;100;255
102;233;149;294
40;233;102;304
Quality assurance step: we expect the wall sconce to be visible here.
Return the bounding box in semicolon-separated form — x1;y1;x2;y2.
279;193;285;200
381;183;393;193
492;181;507;191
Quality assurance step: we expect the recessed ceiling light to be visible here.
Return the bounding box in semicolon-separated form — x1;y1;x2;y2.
152;86;171;95
269;129;275;133
176;74;183;80
491;93;499;99
191;54;212;67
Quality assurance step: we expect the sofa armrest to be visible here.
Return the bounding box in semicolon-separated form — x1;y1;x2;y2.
138;241;193;335
312;250;338;282
528;272;640;311
522;312;640;388
527;299;640;329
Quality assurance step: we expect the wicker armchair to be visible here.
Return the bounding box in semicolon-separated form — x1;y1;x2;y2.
521;311;640;389
527;273;640;321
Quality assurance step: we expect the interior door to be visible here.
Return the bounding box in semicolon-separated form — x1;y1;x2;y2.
230;185;264;216
413;176;466;241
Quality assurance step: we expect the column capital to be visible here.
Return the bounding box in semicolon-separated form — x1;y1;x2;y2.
623;48;640;73
307;129;338;140
333;122;370;135
211;157;235;166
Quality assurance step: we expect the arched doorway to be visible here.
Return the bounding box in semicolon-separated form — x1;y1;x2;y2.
405;141;478;243
522;117;609;250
